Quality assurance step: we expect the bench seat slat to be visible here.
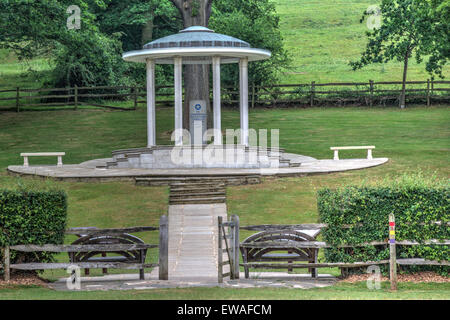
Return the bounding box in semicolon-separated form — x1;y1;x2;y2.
20;152;65;156
330;146;375;160
330;146;375;150
83;256;129;263
261;253;301;258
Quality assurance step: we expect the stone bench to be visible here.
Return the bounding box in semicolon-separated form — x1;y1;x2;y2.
330;146;375;160
20;152;65;167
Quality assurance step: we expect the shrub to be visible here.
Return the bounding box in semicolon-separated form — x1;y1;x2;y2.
0;188;67;271
317;175;449;275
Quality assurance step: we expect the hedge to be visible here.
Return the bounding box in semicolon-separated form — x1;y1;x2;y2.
0;189;67;271
317;183;449;275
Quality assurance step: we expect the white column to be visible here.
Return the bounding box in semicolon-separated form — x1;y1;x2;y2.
212;56;222;145
239;58;249;146
146;59;156;147
174;57;183;146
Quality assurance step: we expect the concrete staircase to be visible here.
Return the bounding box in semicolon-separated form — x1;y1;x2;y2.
169;182;226;205
101;145;303;169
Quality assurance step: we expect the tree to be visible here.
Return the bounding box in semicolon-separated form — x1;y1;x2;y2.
425;0;450;77
351;0;449;108
0;0;125;87
0;0;289;113
169;0;213;129
168;0;289;129
210;0;290;90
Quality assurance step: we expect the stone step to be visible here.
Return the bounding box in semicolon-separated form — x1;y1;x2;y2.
170;187;226;193
136;175;260;186
169;197;226;205
170;181;226;187
169;192;226;199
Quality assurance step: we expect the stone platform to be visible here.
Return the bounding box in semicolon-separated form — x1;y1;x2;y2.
7;156;389;183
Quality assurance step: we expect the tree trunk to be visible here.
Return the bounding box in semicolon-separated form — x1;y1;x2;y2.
141;18;154;46
170;0;213;130
400;50;410;109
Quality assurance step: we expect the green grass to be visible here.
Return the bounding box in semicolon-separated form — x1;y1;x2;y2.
1;106;448;174
0;49;51;89
0;282;448;300
0;106;449;299
274;0;449;83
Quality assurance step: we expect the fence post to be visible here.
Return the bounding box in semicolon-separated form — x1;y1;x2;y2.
3;246;10;281
158;215;169;280
431;79;434;106
389;213;397;291
16;87;20;113
133;86;138;110
218;216;223;283
231;215;240;279
369;80;374;107
310;81;315;107
74;85;78;110
426;79;431;107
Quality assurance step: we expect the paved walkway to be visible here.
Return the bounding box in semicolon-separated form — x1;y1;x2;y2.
48;270;337;291
168;203;227;281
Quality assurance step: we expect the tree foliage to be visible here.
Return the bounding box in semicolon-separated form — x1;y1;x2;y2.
0;0;289;89
351;0;448;78
0;0;126;87
350;0;449;107
210;0;290;88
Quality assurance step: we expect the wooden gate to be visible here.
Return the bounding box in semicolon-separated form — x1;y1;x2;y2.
217;215;239;283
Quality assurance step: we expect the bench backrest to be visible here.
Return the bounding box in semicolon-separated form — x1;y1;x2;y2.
240;230;317;262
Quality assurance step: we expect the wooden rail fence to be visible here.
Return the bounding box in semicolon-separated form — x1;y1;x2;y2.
222;215;449;289
1;80;448;111
1;216;169;282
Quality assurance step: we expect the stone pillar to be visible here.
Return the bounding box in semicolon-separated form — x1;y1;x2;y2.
212;57;222;145
239;58;249;146
146;59;156;147
174;57;183;146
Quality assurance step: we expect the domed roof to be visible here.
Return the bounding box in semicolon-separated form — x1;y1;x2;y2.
143;26;250;50
123;26;271;64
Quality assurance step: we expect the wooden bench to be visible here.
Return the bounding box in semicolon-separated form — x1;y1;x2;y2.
69;227;151;280
330;146;375;160
240;230;320;278
20;152;65;167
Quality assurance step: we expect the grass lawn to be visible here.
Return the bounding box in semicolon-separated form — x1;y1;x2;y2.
274;0;450;83
0;105;449;299
0;282;449;300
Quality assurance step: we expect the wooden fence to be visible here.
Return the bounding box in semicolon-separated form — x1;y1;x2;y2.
221;215;449;290
1;215;169;282
1;80;449;111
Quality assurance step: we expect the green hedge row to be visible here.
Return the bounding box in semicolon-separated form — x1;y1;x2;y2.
317;184;449;275
0;189;67;269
